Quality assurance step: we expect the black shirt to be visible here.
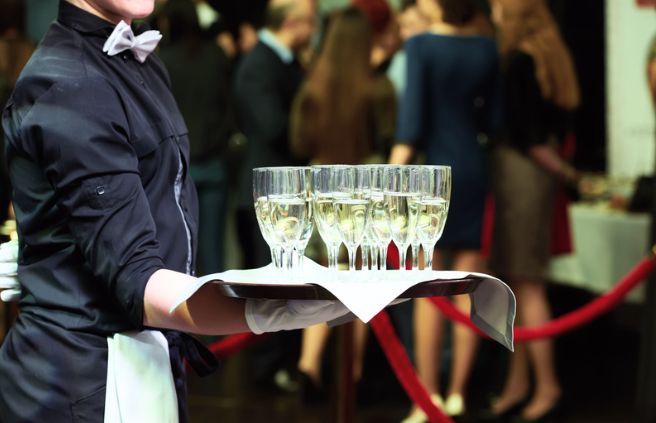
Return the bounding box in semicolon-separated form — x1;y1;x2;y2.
0;2;198;420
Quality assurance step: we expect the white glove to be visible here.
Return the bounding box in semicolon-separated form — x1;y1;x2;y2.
245;298;351;335
0;239;21;302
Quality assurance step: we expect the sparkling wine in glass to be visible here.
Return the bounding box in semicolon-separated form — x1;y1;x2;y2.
311;165;346;270
253;168;281;268
267;167;308;270
334;166;371;271
417;166;451;270
384;166;420;270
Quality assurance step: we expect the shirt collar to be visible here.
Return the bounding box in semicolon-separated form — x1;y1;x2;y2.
258;29;294;64
58;1;116;36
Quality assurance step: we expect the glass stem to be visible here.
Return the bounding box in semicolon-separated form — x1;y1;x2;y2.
423;243;435;270
328;245;339;270
362;244;369;271
295;248;305;270
348;247;357;271
371;246;379;270
284;248;293;271
411;243;420;270
379;244;388;270
398;244;407;271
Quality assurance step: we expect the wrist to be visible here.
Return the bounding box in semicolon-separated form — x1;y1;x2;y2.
558;162;579;186
244;298;265;335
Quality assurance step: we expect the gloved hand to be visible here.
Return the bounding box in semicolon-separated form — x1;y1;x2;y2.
245;298;351;335
0;239;20;302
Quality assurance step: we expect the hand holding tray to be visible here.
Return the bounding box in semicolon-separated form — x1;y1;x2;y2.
171;259;516;350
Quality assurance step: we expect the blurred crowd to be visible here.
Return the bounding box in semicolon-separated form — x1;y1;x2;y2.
2;0;651;422
143;1;581;422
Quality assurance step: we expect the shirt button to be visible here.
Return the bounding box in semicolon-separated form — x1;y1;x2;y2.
139;80;145;86
121;54;128;61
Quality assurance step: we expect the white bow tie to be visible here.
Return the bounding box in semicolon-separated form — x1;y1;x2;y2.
103;20;162;63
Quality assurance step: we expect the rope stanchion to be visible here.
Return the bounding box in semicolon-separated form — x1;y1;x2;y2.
429;255;656;342
198;254;656;423
207;332;266;360
370;311;453;423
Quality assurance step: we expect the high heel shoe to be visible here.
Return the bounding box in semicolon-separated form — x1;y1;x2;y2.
511;399;563;423
444;393;465;417
298;371;326;404
400;394;445;423
477;396;530;422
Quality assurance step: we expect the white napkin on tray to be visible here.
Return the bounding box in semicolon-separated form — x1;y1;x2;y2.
170;259;515;351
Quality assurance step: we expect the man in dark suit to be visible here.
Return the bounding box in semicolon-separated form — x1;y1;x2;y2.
234;0;315;270
233;0;317;392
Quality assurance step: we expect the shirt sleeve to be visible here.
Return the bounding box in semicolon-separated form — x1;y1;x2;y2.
395;37;426;147
17;76;164;327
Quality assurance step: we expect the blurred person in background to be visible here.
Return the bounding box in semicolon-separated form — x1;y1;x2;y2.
482;0;581;421
158;0;236;275
390;0;502;420
291;6;395;166
387;0;431;102
289;5;396;401
233;0;317;393
353;0;401;73
0;0;33;226
0;0;33;344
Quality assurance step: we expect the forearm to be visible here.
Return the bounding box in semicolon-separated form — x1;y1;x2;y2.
143;269;250;335
527;144;578;185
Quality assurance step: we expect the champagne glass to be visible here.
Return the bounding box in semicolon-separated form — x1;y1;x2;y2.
268;167;308;270
384;165;420;270
312;165;345;270
369;165;392;270
253;167;282;268
408;166;422;270
334;166;371;271
294;167;314;269
356;165;374;270
416;166;451;270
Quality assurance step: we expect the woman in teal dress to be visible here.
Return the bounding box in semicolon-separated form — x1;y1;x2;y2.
390;0;501;419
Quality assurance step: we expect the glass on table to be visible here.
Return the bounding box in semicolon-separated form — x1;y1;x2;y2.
333;165;371;271
415;165;451;270
384;165;420;270
311;165;346;270
368;165;392;270
266;167;309;270
253;167;282;268
293;166;314;269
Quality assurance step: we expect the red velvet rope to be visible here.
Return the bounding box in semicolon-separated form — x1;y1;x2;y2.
207;332;268;360
204;255;655;423
370;310;453;423
429;255;656;342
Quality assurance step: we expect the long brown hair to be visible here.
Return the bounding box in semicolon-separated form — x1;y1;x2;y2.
295;7;374;163
494;0;580;111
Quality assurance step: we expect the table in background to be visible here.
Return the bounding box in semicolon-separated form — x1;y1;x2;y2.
549;202;650;302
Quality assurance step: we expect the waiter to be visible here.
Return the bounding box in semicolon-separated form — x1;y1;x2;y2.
0;1;348;421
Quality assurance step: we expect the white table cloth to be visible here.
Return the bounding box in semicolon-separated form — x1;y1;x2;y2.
549;202;650;302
